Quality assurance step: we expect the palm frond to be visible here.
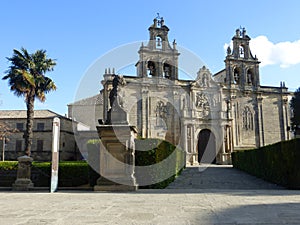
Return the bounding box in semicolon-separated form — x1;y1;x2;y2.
3;47;57;102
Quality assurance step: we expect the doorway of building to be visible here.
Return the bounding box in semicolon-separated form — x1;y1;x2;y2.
198;129;216;164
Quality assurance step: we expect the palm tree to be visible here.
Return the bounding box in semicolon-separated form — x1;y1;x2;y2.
3;48;56;157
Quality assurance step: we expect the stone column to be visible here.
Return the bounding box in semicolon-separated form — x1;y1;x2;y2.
282;98;289;140
192;127;199;166
141;88;149;138
95;75;138;191
183;123;191;165
12;155;34;191
257;96;264;147
157;61;163;77
94;125;138;191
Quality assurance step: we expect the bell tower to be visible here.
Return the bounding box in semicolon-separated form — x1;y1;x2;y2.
225;27;260;89
136;14;180;80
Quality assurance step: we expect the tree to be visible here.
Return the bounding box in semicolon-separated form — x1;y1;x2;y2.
2;48;56;156
290;87;300;135
0;122;17;161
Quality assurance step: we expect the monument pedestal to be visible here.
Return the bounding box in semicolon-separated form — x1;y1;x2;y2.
94;125;138;191
12;156;34;191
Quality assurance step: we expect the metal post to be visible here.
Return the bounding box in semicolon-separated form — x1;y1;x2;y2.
50;117;60;193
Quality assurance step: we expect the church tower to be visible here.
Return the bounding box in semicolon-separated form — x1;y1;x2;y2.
225;27;260;89
136;15;180;80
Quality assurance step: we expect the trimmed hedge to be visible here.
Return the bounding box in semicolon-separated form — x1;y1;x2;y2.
135;138;185;188
232;138;300;189
0;161;89;187
0;161;18;170
86;138;185;189
0;161;18;186
0;138;186;189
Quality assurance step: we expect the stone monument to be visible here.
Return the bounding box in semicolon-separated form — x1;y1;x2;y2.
94;75;138;191
12;155;34;191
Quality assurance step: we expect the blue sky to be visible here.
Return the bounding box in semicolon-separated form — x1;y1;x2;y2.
1;0;300;115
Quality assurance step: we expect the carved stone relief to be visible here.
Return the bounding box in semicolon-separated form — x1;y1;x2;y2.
195;92;210;117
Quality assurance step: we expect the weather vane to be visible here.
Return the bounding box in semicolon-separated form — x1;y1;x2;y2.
156;13;161;20
156;13;163;26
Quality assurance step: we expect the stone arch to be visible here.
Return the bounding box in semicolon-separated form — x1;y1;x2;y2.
162;59;175;79
232;66;241;84
197;129;217;164
155;35;162;49
239;44;245;58
147;60;157;76
163;62;172;79
246;67;255;85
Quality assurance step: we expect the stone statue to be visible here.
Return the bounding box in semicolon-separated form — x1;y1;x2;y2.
202;74;209;87
109;75;126;108
227;46;231;55
196;93;209;110
106;75;127;125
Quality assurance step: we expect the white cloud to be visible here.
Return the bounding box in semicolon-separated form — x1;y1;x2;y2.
224;36;300;68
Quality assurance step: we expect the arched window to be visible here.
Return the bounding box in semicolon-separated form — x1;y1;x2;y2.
246;69;254;85
163;63;171;78
156;36;162;49
233;68;239;84
242;106;253;130
239;45;245;58
147;61;156;76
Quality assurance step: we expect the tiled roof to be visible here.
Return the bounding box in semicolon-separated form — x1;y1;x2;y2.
0;110;64;119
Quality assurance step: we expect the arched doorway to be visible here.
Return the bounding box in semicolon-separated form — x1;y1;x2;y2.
198;129;216;164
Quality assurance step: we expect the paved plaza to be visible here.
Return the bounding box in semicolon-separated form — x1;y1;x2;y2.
0;165;299;225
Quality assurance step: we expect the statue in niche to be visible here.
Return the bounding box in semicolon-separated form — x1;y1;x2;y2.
156;101;167;118
201;74;209;87
155;100;167;126
196;66;212;88
210;94;217;107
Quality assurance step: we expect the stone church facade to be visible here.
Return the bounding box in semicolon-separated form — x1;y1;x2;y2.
69;16;291;165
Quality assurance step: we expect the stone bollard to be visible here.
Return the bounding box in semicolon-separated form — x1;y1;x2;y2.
12;155;34;191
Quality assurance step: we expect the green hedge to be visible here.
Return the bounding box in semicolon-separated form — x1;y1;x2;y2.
0;138;186;189
85;138;185;189
0;161;18;170
0;161;18;186
232;139;300;189
0;161;89;187
135;139;185;189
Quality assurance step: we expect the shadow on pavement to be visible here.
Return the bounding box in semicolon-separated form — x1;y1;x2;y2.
200;202;300;224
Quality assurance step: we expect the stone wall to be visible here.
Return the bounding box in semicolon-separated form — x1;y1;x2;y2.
0;117;79;161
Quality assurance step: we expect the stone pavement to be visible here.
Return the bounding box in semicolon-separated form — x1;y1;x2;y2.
0;165;299;225
167;164;284;189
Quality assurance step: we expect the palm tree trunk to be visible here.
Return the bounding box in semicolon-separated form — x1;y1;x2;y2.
24;90;35;157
